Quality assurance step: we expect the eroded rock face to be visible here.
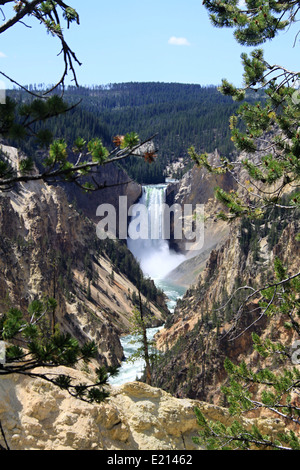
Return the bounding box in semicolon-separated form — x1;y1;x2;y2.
0;367;199;450
0;367;284;450
0;145;165;369
153;217;300;402
154;205;300;404
62;161;142;229
165;152;233;287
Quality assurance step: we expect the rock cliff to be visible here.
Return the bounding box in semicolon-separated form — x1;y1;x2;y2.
153;150;300;404
0;144;166;368
0;366;284;450
0;142;298;450
62;161;142;229
165;151;234;286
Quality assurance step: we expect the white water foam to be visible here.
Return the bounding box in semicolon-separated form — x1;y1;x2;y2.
127;184;185;280
109;184;187;387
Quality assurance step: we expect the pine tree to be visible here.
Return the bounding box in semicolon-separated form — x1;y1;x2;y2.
192;0;300;450
0;3;158;192
128;290;157;386
0;298;119;403
191;2;300;219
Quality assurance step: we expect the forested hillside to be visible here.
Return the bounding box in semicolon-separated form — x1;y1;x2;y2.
8;83;243;184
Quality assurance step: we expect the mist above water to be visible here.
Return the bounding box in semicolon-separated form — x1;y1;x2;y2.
110;184;187;387
127;184;186;281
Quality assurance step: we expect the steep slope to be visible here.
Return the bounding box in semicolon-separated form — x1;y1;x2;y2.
152;150;300;404
165;150;235;286
62;160;142;228
0;144;167;368
153;215;299;402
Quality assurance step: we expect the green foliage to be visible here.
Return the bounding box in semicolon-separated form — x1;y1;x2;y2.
203;0;295;46
191;0;300;450
72;137;87;153
194;326;300;449
193;257;300;449
215;187;248;219
3;94;70;145
1;308;23;340
121;132;140;149
19;157;34;174
87;138;109;164
191;59;300;219
8;83;244;185
0;154;13;179
127;304;159;386
99;238;164;304
0;298;116;404
47;139;68;165
127;307;157;363
193;404;296;450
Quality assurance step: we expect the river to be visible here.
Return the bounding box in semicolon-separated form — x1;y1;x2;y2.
109;184;187;387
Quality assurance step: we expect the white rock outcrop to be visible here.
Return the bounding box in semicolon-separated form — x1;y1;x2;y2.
0;367;205;450
0;369;285;450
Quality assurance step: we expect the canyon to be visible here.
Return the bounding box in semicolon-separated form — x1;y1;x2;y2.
152;150;300;405
0;141;298;450
0;144;166;369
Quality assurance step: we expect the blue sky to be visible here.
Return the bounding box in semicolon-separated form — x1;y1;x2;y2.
0;0;299;89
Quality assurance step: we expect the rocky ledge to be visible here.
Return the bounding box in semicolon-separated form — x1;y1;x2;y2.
0;367;284;450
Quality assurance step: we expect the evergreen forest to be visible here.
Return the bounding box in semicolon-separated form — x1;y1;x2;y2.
8;82;248;184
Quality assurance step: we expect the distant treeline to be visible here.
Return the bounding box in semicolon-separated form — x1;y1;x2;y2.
8;82;258;184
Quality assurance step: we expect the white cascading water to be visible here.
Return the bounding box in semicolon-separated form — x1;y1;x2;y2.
109;184;186;386
127;184;186;280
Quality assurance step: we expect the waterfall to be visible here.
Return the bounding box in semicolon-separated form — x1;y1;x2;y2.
127;184;186;280
109;184;187;386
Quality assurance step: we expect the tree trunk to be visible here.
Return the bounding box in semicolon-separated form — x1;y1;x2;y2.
138;289;152;386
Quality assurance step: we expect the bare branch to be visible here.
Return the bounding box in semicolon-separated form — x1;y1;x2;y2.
219;271;300;342
0;0;41;34
0;70;48;99
0;421;10;451
0;1;81;93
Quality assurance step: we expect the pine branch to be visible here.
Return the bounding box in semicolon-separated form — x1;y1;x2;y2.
0;134;158;191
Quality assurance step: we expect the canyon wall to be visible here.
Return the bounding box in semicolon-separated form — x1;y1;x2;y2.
62;161;142;227
165;151;234;286
0;144;166;368
153;151;300;404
